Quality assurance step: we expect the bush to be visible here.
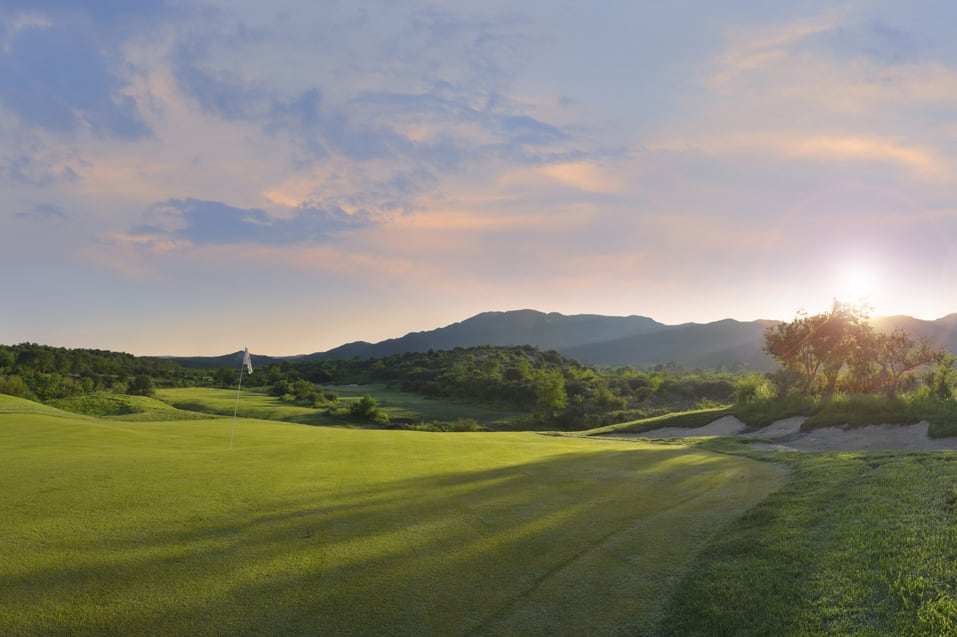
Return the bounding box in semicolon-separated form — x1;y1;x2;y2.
408;419;484;432
349;394;389;425
0;375;36;400
735;373;775;404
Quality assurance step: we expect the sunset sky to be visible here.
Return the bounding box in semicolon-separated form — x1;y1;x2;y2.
4;1;957;356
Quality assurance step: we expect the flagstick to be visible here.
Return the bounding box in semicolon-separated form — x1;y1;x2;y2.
230;362;245;449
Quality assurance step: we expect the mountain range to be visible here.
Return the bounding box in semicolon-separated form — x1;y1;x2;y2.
171;309;957;372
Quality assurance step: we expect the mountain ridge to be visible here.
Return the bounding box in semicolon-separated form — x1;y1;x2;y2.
170;309;957;371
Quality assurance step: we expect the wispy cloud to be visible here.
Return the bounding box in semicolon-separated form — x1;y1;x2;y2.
135;198;375;247
14;203;69;224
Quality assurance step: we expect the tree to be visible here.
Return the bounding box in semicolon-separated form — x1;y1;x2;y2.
270;379;293;398
871;330;937;397
766;301;944;399
128;374;155;397
926;352;956;400
292;379;315;402
535;370;567;419
764;301;871;396
214;367;237;388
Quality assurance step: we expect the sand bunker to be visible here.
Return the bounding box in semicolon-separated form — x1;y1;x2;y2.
627;415;749;438
604;416;957;452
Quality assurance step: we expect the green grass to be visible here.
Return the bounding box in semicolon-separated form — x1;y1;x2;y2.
155;386;344;425
325;384;521;426
657;445;957;635
49;393;218;421
0;394;782;636
155;386;518;428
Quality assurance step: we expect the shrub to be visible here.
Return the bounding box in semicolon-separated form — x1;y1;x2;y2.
0;375;36;400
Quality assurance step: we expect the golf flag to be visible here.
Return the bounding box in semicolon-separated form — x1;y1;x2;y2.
243;347;253;374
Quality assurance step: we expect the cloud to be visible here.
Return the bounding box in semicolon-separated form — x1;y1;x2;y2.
135;198;376;246
538;161;622;193
0;14;149;138
13;203;68;224
789;135;947;178
0;148;80;186
652;132;949;181
158;0;588;215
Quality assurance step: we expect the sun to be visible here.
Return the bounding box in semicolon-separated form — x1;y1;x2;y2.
836;263;880;302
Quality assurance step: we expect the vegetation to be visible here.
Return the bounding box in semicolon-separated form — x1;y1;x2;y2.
154;386;518;429
274;346;740;429
47;393;217;422
1;341;748;430
0;395;781;636
0;343;197;401
658;444;957;635
764;300;948;398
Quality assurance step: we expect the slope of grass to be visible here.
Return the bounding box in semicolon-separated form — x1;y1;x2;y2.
155;386;340;425
49;393;218;421
658;446;957;635
0;394;783;636
0;394;86;418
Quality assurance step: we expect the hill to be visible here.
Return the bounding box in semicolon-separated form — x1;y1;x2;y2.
304;309;775;370
310;310;666;361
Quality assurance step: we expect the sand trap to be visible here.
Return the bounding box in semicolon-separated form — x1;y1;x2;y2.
619;415;749;439
778;422;957;452
601;416;957;452
750;417;805;440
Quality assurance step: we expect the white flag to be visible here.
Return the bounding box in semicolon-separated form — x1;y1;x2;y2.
242;347;253;374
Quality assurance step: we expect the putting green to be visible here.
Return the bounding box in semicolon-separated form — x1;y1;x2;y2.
0;395;784;635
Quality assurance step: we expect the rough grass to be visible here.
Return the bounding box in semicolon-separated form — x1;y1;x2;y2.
49;393;218;421
658;445;957;635
326;384;521;426
0;394;782;636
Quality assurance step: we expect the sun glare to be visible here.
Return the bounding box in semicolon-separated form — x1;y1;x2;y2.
837;263;879;303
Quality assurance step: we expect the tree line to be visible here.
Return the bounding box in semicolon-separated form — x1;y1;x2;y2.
0;343;200;401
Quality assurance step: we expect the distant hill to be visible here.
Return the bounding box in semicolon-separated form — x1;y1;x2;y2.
869;314;957;353
563;318;777;370
301;310;776;371
170;351;283;370
172;309;957;372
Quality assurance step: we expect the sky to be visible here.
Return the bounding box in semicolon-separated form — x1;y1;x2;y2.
4;1;957;356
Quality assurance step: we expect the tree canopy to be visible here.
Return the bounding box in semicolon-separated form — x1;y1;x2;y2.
764;301;946;398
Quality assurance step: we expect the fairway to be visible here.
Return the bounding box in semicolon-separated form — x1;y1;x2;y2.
0;395;782;636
